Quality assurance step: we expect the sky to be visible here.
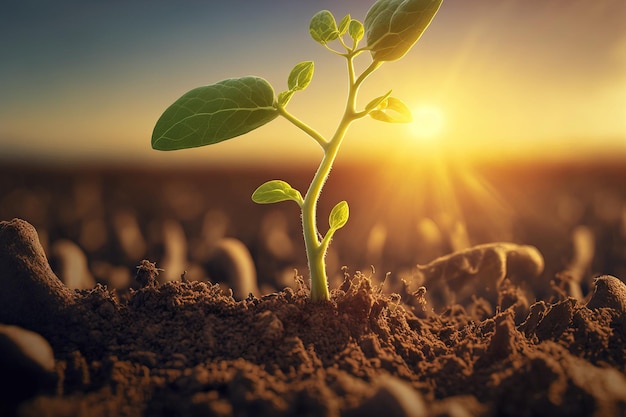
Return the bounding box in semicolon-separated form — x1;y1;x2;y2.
1;0;625;167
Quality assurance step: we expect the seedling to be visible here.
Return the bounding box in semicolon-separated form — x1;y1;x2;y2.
152;0;443;301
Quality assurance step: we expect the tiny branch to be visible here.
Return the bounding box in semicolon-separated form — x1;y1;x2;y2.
352;109;370;120
323;43;346;56
355;60;383;90
338;36;351;52
277;105;329;150
319;229;334;255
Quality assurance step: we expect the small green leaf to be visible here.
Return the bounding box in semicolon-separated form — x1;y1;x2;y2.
338;14;351;36
365;90;392;112
152;77;278;151
252;180;303;206
287;61;314;92
277;90;295;107
365;0;443;62
329;201;349;231
369;97;413;123
348;19;365;42
310;10;339;44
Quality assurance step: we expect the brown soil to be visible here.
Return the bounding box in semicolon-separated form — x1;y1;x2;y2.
1;161;626;416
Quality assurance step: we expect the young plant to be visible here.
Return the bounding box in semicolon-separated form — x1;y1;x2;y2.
151;0;443;301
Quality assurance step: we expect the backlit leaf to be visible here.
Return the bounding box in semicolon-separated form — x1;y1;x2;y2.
369;97;413;123
365;0;443;62
277;90;295;107
310;10;339;44
152;77;278;151
365;90;392;112
338;14;351;36
252;180;304;206
329;201;349;231
348;20;365;43
287;61;315;92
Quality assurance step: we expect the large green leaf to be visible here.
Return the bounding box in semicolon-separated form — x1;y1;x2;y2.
365;0;443;62
152;77;278;151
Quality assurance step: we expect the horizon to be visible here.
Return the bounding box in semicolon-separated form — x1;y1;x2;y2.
1;0;625;167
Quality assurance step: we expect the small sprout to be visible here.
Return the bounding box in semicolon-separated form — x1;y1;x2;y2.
152;0;443;301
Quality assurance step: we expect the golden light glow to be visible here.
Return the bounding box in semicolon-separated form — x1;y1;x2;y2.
409;104;445;142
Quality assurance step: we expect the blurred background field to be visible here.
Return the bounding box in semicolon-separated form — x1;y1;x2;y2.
1;155;625;305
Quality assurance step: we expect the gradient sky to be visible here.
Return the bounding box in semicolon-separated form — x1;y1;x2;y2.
1;0;625;167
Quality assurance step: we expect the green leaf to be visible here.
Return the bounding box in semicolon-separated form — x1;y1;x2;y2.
365;90;392;112
338;14;351;36
369;97;413;123
364;0;443;62
252;180;304;206
287;61;315;92
329;201;349;231
348;19;365;42
309;10;339;44
152;77;278;151
277;90;295;107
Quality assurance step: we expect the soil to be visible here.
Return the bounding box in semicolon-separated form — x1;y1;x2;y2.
1;160;626;417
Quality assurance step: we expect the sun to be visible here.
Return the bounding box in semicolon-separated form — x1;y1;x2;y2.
409;104;445;141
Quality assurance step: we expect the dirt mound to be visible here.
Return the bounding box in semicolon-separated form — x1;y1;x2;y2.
1;219;626;416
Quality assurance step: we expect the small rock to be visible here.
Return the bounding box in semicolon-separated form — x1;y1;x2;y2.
586;275;626;313
0;218;75;331
0;324;57;411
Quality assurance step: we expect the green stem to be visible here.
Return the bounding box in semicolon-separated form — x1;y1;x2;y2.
277;106;328;150
303;56;382;302
303;115;353;301
276;52;383;301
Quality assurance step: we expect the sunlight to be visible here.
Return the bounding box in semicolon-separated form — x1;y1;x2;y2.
409;104;445;142
359;141;517;267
